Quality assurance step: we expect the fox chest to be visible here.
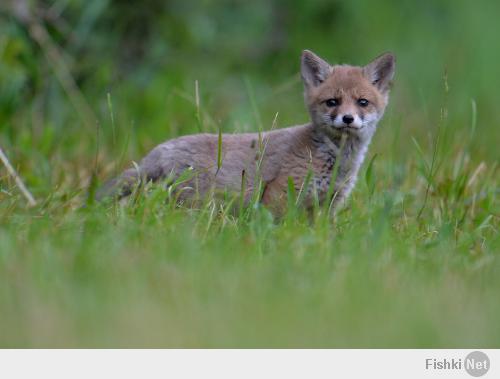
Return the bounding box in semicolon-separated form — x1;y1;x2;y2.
311;154;336;196
308;149;360;203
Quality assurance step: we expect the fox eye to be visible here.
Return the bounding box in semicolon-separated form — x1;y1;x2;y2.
325;98;339;107
357;98;369;107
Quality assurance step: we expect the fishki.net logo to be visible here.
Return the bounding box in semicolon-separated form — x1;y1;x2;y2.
425;351;490;377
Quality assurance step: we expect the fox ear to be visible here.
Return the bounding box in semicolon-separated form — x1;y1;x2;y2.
301;50;332;88
363;52;395;93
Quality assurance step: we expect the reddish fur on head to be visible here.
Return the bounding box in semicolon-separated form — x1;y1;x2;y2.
301;50;395;138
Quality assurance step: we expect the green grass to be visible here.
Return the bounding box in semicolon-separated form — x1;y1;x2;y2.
0;0;499;347
0;114;498;347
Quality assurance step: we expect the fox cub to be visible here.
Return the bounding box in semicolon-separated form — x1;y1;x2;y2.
98;50;395;214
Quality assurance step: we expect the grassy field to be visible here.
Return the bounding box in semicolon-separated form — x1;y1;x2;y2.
0;0;499;347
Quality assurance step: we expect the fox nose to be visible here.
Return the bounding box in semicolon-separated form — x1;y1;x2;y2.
342;115;354;124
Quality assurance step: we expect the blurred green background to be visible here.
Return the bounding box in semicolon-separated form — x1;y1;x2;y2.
0;0;499;347
1;0;499;192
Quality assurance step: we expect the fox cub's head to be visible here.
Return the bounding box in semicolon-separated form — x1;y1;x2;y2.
301;50;395;138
